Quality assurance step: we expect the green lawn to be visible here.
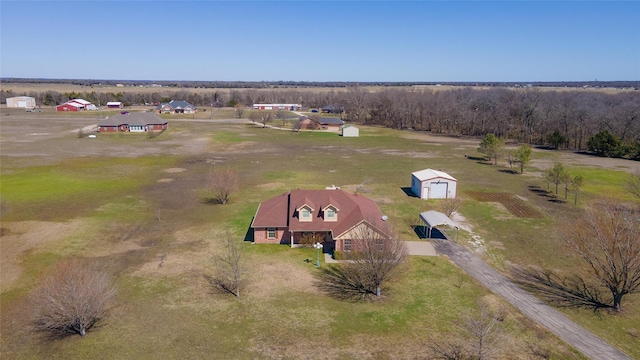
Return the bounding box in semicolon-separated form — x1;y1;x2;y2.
1;120;636;359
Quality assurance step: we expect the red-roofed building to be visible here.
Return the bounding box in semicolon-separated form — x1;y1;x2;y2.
251;189;389;252
56;102;83;112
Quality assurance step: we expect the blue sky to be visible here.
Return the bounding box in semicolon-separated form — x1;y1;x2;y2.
1;1;639;82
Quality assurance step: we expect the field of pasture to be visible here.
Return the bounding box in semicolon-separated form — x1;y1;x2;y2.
1;107;638;359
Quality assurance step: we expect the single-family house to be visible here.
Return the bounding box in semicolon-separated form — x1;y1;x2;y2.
97;113;168;133
341;125;359;137
107;101;123;109
411;169;457;199
319;117;344;130
321;104;344;114
251;188;389;252
157;100;197;114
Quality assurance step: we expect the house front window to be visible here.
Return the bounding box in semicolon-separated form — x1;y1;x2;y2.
376;238;384;251
267;228;276;239
300;207;312;221
344;239;352;251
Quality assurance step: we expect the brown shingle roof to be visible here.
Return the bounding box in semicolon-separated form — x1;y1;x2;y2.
252;189;388;237
98;113;167;127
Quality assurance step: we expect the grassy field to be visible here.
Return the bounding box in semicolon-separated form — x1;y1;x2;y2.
1;111;638;359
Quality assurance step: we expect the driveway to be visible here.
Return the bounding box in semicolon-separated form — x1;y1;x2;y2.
431;239;632;360
405;241;437;256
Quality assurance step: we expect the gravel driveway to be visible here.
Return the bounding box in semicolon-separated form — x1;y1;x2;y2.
431;239;632;360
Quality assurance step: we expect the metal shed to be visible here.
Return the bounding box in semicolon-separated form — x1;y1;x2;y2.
411;169;457;199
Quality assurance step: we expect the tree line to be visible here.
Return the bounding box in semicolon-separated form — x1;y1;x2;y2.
3;86;638;157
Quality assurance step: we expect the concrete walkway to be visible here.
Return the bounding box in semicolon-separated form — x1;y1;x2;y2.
431;239;632;360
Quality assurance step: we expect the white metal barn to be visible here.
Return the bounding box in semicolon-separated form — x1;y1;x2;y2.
411;169;457;199
341;125;359;137
6;96;36;109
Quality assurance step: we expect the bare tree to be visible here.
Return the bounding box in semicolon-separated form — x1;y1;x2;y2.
439;197;465;217
513;200;640;312
624;172;640;200
208;167;239;205
429;301;508;360
259;111;273;128
234;104;244;118
32;259;115;337
206;230;244;297
462;302;507;360
274;110;288;127
355;177;373;194
315;227;408;301
569;175;585;205
565;200;640;311
291;118;302;133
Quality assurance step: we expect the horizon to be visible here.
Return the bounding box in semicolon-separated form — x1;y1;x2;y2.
1;1;639;82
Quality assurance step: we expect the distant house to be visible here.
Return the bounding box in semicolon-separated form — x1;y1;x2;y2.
299;118;319;130
157;100;197;114
411;169;457;199
107;101;123;109
321;104;344;114
318;117;344;130
6;96;36;109
253;103;302;111
251;189;389;252
342;125;359;137
98;113;168;133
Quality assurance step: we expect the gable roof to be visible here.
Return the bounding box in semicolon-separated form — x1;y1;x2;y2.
69;98;91;105
162;100;196;110
252;189;388;237
99;112;167;127
59;102;83;108
319;117;344;125
412;168;457;182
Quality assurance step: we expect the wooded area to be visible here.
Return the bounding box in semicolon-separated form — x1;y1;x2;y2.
2;85;638;155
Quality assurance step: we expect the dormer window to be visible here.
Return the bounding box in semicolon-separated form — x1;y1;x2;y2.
299;205;313;222
323;205;338;222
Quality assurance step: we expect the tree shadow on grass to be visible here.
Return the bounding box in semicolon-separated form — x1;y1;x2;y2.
499;169;519;175
201;197;223;205
510;265;612;312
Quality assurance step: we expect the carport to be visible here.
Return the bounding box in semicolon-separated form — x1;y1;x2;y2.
419;210;459;239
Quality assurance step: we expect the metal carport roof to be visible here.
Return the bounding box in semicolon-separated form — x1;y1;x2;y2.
419;210;459;238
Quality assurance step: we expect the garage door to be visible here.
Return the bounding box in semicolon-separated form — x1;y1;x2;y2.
430;182;448;199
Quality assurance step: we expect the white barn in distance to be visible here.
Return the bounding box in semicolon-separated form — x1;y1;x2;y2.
6;96;36;109
411;169;457;199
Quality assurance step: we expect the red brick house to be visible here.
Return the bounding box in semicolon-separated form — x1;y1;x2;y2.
251;189;389;252
98;113;168;133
